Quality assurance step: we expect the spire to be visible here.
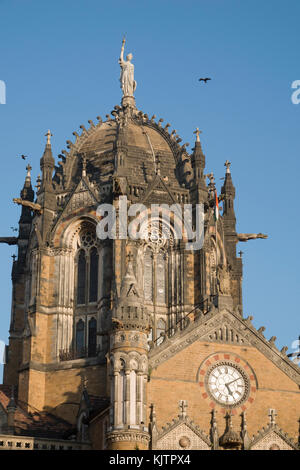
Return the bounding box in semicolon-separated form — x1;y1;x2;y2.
191;128;206;183
19;164;34;224
221;159;236;217
240;411;251;450
40;130;55;192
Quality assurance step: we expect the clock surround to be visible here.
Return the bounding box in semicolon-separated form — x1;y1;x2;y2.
198;352;257;413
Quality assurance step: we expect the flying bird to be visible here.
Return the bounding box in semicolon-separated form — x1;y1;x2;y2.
10;227;18;232
18;154;28;160
199;78;211;83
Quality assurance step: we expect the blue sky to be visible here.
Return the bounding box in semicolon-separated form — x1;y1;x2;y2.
0;0;299;379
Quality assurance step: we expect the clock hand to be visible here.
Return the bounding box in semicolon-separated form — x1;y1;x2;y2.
225;383;233;396
226;378;240;387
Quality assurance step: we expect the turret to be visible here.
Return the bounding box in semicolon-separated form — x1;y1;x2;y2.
190;128;207;203
107;254;150;450
40;130;55;193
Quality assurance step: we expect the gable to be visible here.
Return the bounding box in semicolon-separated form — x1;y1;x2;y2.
149;308;300;386
250;430;295;450
57;178;99;221
155;422;210;450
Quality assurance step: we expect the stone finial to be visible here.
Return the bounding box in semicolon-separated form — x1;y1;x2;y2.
224;160;231;173
26;164;32;178
257;326;266;334
45;129;53;145
178;400;188;419
193;128;202;142
268;409;277;426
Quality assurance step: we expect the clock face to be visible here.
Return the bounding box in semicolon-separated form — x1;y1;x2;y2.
206;363;248;407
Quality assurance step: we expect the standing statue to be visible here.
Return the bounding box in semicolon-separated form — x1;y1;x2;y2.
119;37;137;97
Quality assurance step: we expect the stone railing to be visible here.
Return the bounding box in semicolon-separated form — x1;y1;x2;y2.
0;434;91;450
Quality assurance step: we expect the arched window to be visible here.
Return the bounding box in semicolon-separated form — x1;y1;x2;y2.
89;247;98;303
144;247;153;301
76;319;85;357
88;317;97;357
156;251;166;304
77;250;86;305
73;225;99;359
76;228;99;306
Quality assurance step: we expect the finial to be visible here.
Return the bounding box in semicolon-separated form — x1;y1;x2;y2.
26;164;32;179
12;254;16;262
268;409;277;426
45;130;53;146
224;160;231;173
178;400;188;418
194;128;202;142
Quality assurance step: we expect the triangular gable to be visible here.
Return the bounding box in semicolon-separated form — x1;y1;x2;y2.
149;306;300;385
154;418;210;450
58;177;99;220
141;174;178;206
250;426;297;450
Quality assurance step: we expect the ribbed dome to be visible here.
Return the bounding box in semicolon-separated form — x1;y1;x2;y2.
57;104;190;190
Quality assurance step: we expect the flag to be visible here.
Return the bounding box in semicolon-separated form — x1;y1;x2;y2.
214;190;219;222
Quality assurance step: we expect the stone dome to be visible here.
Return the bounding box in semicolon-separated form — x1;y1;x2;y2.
54;101;192;191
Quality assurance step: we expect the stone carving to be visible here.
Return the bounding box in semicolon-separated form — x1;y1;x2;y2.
217;264;231;295
237;233;268;242
119;37;136;97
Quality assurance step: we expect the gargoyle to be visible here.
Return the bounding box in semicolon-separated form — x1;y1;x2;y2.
237;233;268;242
13;198;43;215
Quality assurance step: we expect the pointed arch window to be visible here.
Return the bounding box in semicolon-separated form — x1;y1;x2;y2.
75;229;99;306
77;250;86;305
144;247;153;302
144;247;166;305
73;225;99;359
89;247;98;303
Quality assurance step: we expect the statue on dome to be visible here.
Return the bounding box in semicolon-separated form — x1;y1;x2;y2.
119;37;137;97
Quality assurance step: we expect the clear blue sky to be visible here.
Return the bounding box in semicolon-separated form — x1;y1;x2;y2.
0;0;299;380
